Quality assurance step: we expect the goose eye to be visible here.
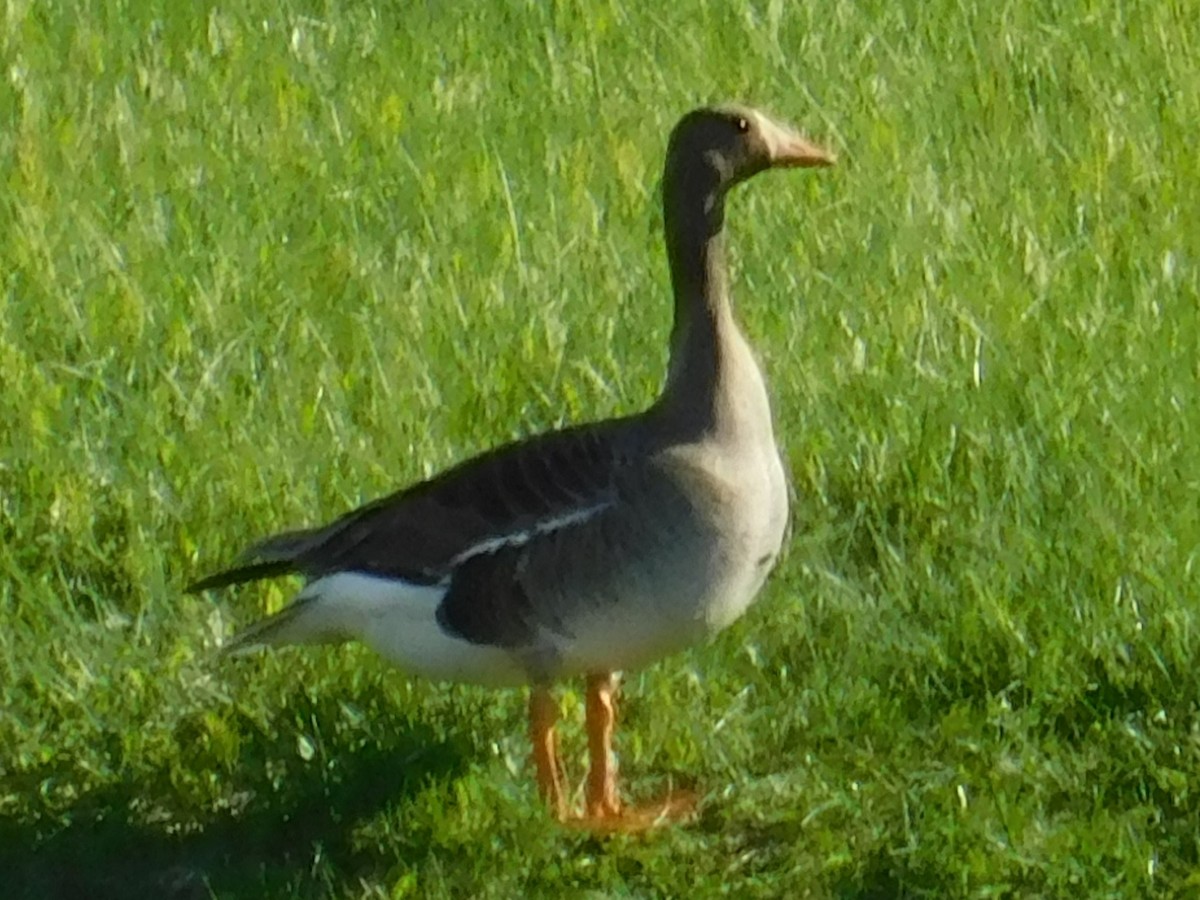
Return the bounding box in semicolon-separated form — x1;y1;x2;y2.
736;117;750;134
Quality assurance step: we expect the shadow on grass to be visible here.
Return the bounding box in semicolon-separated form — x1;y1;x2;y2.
2;690;472;900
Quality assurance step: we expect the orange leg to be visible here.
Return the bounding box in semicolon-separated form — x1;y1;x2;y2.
529;685;567;821
584;672;622;819
570;671;699;832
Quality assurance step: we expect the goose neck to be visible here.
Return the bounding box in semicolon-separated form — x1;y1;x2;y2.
658;170;740;423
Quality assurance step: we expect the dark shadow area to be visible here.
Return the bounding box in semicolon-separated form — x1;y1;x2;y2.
829;845;947;900
2;689;473;900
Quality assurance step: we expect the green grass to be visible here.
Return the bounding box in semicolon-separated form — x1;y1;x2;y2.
2;0;1198;896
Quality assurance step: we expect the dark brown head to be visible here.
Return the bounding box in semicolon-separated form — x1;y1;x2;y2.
665;104;835;196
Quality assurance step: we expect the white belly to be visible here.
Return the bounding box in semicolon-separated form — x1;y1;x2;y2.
265;572;531;687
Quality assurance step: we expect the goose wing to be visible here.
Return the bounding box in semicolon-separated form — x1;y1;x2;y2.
188;419;640;594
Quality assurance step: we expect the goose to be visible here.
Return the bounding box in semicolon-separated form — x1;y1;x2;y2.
189;104;834;831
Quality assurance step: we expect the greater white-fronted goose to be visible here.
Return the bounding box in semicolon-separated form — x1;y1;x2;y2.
189;104;834;830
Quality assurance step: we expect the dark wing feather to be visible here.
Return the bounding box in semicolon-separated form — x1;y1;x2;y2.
187;560;296;594
435;550;542;647
187;417;640;592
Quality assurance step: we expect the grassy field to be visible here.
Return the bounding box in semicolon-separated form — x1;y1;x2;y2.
3;0;1198;896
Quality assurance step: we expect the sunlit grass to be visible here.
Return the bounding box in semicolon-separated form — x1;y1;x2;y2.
2;0;1198;896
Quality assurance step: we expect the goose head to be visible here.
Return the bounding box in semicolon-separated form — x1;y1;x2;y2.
665;104;835;198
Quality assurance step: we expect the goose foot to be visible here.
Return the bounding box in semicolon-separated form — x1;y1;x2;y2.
565;788;700;833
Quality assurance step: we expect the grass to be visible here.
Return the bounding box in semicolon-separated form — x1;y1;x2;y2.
2;0;1198;895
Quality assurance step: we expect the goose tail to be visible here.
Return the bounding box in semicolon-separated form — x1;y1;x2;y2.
221;591;347;655
187;527;323;593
